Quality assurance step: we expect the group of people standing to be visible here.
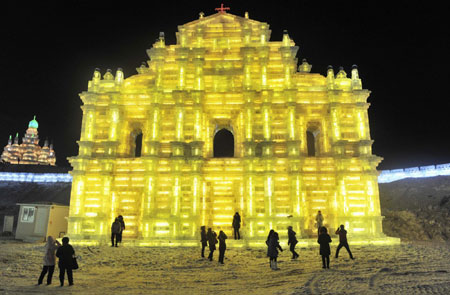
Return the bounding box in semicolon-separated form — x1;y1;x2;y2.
317;224;354;269
37;211;354;287
200;211;354;270
315;210;354;269
37;214;126;287
200;226;228;264
37;236;76;287
199;212;241;264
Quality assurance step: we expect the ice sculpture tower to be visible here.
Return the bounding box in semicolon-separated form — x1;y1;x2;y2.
68;10;396;245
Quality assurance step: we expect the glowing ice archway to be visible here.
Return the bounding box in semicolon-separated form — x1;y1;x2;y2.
213;127;235;157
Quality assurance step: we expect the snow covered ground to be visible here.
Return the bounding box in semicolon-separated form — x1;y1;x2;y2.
1;240;449;295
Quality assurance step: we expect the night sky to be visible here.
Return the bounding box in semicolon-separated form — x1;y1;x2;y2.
1;1;448;170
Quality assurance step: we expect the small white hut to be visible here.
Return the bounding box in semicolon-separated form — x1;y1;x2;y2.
15;202;69;242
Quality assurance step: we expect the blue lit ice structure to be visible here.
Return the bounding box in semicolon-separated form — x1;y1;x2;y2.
378;163;450;183
0;164;449;185
0;172;72;183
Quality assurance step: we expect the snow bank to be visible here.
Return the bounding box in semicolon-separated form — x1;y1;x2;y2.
380;176;450;242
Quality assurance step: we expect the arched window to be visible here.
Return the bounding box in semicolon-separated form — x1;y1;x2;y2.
134;132;143;157
214;129;234;157
306;130;316;157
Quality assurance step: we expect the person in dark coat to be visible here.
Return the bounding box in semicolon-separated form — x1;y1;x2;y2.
266;229;274;246
206;228;217;261
218;230;228;264
37;236;61;285
200;226;207;258
111;218;121;247
265;229;275;266
265;229;275;267
55;237;75;286
287;226;299;259
232;212;241;240
317;226;332;269
335;224;354;259
267;231;283;270
117;215;125;244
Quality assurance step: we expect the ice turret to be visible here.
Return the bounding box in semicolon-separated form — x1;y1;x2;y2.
351;64;362;90
93;68;101;81
159;32;165;47
336;66;347;78
28;116;38;129
115;68;124;83
104;69;114;80
298;59;312;73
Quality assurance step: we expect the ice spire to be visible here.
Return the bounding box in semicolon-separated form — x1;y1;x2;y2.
327;66;335;89
351;64;362;90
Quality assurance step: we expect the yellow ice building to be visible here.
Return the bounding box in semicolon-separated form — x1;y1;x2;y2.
68;9;397;245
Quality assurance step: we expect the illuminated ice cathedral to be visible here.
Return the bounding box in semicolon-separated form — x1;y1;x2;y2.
68;9;397;245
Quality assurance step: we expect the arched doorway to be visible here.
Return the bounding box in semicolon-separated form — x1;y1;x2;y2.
134;132;143;157
130;129;143;157
306;130;316;157
213;129;234;157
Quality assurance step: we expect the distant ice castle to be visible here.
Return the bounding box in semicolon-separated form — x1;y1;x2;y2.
1;116;56;166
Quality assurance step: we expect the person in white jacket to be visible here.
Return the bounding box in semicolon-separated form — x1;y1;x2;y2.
37;236;61;285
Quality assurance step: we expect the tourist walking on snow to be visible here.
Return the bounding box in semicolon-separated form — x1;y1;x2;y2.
37;236;61;285
335;224;354;260
218;230;228;264
287;226;299;259
111;218;121;247
318;226;332;269
56;237;75;286
200;226;207;258
207;228;217;261
267;230;283;270
117;215;125;244
315;210;324;234
232;212;241;240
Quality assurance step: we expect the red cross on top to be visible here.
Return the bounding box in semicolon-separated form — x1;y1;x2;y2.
215;3;230;13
